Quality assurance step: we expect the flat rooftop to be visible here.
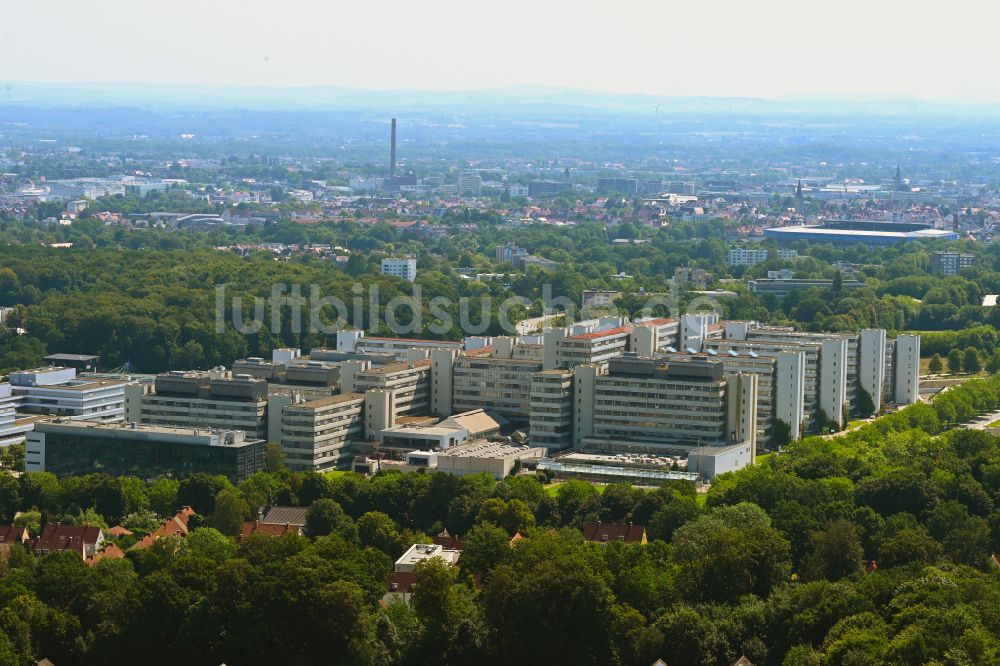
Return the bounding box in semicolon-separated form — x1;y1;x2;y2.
764;223;958;244
359;360;432;374
287;392;365;410
689;442;752;457
438;440;545;460
567;325;632;340
361;336;462;345
44;353;99;362
383;425;462;437
36;419;259;445
40;379;127;391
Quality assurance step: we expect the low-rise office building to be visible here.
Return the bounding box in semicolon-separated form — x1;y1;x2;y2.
435;440;546;479
336;330;463;360
10;367;127;422
377;409;504;452
0;383;36;446
728;247;770;266
537;451;700;487
128;371;269;440
748;278;864;299
686;441;754;481
26;420;265;483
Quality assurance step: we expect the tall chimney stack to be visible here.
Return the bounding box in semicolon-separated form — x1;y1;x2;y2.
389;118;397;179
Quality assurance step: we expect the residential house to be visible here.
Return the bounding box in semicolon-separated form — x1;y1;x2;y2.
131;506;196;550
31;524;105;558
240;521;303;540
582;522;647;545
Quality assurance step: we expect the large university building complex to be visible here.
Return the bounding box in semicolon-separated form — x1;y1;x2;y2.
13;318;922;479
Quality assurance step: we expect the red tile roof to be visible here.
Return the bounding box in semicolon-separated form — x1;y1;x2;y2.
363;336;462;345
432;530;465;550
87;542;125;566
0;525;29;543
582;522;646;544
31;535;87;557
37;524;103;544
240;521;301;539
131;507;196;550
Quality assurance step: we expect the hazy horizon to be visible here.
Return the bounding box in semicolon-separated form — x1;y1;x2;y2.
5;0;1000;103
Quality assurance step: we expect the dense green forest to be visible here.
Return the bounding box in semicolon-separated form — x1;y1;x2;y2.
0;375;999;664
2;215;1000;373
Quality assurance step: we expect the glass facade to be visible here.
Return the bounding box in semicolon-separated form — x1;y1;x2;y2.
38;431;264;483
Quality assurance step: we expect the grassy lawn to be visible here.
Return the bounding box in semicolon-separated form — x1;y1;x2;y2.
920;356;988;378
695;493;708;508
987;419;1000;428
324;470;353;479
755;452;774;464
544;482;563;497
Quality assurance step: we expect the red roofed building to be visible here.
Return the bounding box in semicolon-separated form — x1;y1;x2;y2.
131;506;196;550
31;524;105;558
0;525;30;544
582;522;647;545
87;542;125;566
432;529;465;551
548;323;632;369
630;317;680;355
240;521;302;540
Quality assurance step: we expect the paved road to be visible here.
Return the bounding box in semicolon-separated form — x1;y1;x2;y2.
964;409;1000;430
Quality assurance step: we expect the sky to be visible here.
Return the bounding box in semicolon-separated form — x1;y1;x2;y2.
3;0;1000;101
